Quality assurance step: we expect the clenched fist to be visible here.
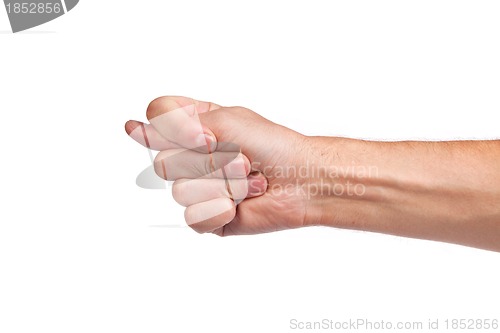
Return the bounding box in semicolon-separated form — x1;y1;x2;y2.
125;96;318;236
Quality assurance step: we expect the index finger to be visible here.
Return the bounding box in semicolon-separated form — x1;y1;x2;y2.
146;96;221;152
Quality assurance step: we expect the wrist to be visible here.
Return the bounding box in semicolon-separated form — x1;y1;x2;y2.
300;136;386;229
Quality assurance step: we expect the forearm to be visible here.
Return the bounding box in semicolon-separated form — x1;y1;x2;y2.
309;137;500;251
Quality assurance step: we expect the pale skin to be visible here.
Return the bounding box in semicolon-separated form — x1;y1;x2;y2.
125;96;500;252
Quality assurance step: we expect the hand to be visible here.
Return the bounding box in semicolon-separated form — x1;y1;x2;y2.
125;96;318;236
126;96;500;251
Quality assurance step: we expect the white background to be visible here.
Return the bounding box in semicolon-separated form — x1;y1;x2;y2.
1;1;499;332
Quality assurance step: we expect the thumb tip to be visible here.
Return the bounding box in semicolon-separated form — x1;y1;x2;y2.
125;120;141;135
247;171;268;198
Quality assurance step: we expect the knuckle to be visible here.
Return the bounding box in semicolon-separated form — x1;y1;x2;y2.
146;96;181;120
146;96;167;120
229;106;249;116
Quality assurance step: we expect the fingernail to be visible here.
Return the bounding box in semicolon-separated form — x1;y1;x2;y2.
248;172;268;196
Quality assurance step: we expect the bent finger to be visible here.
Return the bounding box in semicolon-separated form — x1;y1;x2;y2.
154;150;250;180
125;120;181;151
172;172;268;207
185;198;236;234
146;96;221;151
